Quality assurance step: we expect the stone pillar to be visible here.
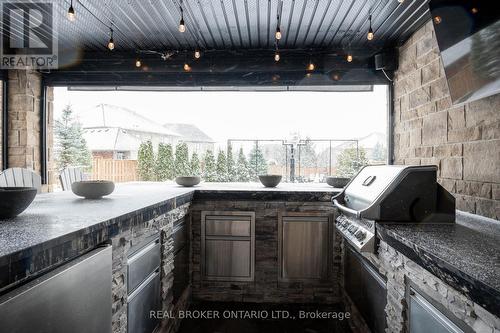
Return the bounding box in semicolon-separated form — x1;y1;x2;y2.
6;69;54;192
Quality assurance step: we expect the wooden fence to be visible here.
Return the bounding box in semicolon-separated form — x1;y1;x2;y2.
91;158;138;183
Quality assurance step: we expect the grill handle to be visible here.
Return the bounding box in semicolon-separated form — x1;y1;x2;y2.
332;199;360;218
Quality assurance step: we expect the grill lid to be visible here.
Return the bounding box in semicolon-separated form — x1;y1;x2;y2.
333;165;455;222
344;165;412;211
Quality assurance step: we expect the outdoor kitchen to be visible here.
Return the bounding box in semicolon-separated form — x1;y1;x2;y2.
0;1;499;333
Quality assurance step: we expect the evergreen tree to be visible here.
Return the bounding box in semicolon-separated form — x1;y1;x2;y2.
336;147;369;178
190;152;201;176
155;143;174;181
174;142;190;176
248;145;268;180
371;142;387;162
203;150;217;182
137;141;155;181
54;104;92;170
226;143;237;182
300;139;318;168
215;150;228;182
235;147;251;182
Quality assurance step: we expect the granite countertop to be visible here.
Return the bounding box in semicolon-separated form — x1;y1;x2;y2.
377;211;500;318
0;182;339;262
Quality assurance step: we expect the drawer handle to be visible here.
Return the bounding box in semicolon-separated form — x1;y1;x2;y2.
128;238;160;264
127;269;160;302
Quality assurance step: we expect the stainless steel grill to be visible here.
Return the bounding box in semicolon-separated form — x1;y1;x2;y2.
333;165;456;252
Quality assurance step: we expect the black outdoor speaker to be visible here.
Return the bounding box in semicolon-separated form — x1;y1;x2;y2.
374;51;398;71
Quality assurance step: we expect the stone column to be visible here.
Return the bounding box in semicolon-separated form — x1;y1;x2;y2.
6;69;54;192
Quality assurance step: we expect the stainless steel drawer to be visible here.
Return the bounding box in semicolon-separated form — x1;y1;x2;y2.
205;216;251;237
127;270;161;333
0;246;112;333
173;221;187;255
205;239;251;278
127;237;160;293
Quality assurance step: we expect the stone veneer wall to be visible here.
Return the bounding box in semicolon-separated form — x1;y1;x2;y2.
110;203;190;333
190;199;341;304
393;21;500;220
6;70;55;191
355;241;500;333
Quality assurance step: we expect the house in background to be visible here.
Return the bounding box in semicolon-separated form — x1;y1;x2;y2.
78;104;180;159
78;104;215;160
163;123;215;155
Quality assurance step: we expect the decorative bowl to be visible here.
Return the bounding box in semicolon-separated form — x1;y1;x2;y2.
326;176;350;188
0;187;37;219
71;180;115;199
258;175;282;188
175;176;201;187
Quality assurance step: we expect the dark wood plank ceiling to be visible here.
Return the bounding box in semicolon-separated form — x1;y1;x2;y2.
3;0;430;53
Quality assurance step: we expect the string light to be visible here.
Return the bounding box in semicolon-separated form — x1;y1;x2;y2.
433;16;442;24
471;7;478;14
275;1;283;40
67;0;75;21
307;62;315;71
367;15;374;41
135;59;141;67
274;51;280;62
194;50;201;59
183;63;191;71
179;1;186;32
107;27;115;50
347;54;353;62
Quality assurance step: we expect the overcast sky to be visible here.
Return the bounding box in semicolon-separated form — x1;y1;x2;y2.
54;86;388;145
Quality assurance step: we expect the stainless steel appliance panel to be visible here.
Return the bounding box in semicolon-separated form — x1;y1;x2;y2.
205;239;251;278
280;216;329;281
201;211;255;282
127;271;161;333
344;244;387;333
205;217;252;237
173;221;187;254
409;288;464;333
127;236;160;293
0;245;112;333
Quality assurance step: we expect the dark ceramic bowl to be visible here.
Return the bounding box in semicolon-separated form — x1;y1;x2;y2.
326;176;350;188
258;175;282;188
175;176;201;187
71;180;115;199
0;187;37;219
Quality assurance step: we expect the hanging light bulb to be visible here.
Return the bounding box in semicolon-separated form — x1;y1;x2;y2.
307;62;315;71
107;28;115;50
67;0;75;21
275;26;282;40
367;15;374;41
179;18;185;32
194;50;201;59
346;53;353;62
179;1;186;32
183;63;191;71
274;51;280;62
135;59;141;67
471;7;478;14
433;15;442;24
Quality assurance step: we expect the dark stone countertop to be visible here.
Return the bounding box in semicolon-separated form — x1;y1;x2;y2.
377;211;500;318
0;182;338;265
